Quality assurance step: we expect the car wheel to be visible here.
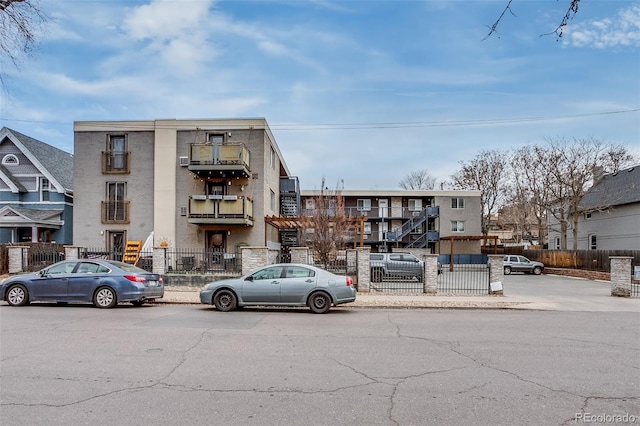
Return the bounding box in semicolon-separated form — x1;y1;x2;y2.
131;300;145;307
504;266;512;275
94;287;117;309
214;290;236;312
6;284;29;306
533;266;543;275
308;292;331;314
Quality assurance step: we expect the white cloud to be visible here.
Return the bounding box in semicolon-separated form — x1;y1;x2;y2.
564;5;640;48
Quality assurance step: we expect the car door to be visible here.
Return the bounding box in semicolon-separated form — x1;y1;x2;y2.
67;261;110;301
280;266;317;303
241;265;284;303
516;256;532;273
29;261;77;301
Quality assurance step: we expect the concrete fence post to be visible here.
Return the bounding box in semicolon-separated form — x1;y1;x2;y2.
8;246;27;274
356;247;371;292
610;256;632;297
241;247;269;275
64;246;82;261
153;248;167;275
423;254;438;294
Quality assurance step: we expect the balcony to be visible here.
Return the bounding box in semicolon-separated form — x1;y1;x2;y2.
187;195;253;226
188;143;250;179
101;201;130;224
102;151;130;174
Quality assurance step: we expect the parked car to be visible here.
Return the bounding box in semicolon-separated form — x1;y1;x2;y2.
0;259;164;308
370;252;424;282
200;263;356;314
503;255;544;275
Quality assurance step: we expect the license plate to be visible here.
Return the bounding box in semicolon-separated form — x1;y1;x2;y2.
148;280;157;287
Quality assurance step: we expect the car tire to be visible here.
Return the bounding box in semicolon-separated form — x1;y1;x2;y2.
308;292;331;314
214;290;237;312
533;266;543;275
504;266;512;275
94;287;117;309
6;284;29;306
131;300;145;307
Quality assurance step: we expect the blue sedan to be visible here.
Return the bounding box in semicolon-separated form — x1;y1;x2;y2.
0;259;164;308
200;263;357;314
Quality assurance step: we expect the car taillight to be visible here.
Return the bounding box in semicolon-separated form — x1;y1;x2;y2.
158;277;163;284
124;275;146;283
346;277;353;286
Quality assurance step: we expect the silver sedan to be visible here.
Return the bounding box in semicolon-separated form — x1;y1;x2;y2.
200;263;356;314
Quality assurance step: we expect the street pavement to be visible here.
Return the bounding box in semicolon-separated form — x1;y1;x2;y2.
159;273;640;312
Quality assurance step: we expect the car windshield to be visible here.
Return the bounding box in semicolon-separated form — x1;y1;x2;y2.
106;261;149;273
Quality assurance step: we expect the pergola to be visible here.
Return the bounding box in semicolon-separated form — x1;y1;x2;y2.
264;215;369;248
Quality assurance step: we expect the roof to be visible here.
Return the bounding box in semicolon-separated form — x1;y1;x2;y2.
579;165;640;210
1;127;74;191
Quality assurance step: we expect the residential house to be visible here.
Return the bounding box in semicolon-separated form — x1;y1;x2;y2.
0;127;73;243
73;118;294;255
547;164;640;250
299;189;482;254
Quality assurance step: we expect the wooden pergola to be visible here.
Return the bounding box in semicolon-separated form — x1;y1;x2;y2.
439;235;499;271
264;215;368;248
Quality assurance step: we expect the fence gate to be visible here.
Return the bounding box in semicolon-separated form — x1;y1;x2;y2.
437;254;490;294
633;264;640;298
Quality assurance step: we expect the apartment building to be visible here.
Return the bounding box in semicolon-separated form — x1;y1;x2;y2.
73;118;293;254
299;189;482;253
0;127;73;243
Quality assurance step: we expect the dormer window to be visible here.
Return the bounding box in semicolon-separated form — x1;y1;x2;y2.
2;154;19;165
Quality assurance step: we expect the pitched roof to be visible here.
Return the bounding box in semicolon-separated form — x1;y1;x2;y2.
1;127;74;191
579;165;640;210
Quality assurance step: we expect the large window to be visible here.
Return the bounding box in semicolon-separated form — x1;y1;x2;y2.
104;135;129;173
102;182;129;223
357;199;371;211
589;234;597;250
408;199;422;211
270;146;276;169
451;220;465;232
451;198;464;209
363;222;371;235
270;190;276;212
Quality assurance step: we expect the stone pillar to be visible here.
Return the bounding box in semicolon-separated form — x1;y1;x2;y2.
356;247;371;292
241;247;269;275
64;246;82;261
423;254;438;294
488;254;504;294
290;247;310;264
346;249;357;275
153;248;167;275
610;256;632;297
8;246;27;274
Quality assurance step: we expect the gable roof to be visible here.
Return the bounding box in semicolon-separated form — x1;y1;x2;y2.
0;127;73;192
579;165;640;210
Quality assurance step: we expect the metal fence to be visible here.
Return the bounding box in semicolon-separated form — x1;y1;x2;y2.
164;248;241;274
369;260;425;293
437;255;490;294
23;244;65;272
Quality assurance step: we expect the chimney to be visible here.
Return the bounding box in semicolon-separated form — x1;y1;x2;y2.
592;165;605;185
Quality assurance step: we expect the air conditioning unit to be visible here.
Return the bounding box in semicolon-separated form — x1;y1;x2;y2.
180;206;187;216
179;156;189;166
361;211;368;217
363;235;369;240
412;211;420;217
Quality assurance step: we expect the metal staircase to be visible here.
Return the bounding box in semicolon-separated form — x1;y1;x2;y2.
389;206;439;248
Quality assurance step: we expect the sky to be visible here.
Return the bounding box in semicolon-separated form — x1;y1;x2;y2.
0;0;639;190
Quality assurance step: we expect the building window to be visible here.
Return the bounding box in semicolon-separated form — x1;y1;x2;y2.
589;234;597;250
103;135;129;173
208;134;224;144
451;220;465;232
102;182;129;223
410;223;424;234
585;212;592;219
270;146;276;169
357;199;371;211
40;178;50;201
305;199;315;210
452;198;464;209
1;154;18;165
270;190;276;212
554;237;561;249
363;222;371;234
408;199;422;211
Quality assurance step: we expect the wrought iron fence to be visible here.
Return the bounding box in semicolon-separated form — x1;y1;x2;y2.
437;262;490;295
23;244;65;272
164;248;241;274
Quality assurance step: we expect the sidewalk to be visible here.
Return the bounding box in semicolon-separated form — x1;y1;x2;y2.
158;287;537;310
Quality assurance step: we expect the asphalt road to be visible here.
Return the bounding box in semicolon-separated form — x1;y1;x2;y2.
1;304;639;425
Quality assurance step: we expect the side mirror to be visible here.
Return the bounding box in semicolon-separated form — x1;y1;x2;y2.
245;276;253;282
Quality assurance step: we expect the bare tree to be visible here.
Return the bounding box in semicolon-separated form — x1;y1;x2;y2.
522;138;635;250
0;0;47;75
298;178;352;267
399;169;436;190
450;149;508;237
486;0;581;39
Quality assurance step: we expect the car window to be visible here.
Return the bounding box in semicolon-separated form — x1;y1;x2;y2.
285;266;315;278
76;262;102;274
252;266;284;280
403;255;419;262
45;261;77;274
370;254;383;261
518;257;530;263
389;254;402;261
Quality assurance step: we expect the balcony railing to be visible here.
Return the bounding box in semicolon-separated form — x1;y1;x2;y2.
102;151;131;174
187;196;253;225
188;144;251;178
300;206;439;219
101;201;130;224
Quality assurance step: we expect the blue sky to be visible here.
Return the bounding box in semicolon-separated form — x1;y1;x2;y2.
1;0;638;190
